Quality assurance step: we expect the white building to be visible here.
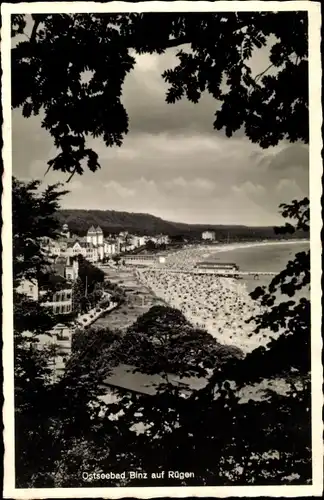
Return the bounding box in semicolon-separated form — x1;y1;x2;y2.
86;244;100;262
43;225;119;263
64;257;79;281
61;223;70;239
130;235;145;248
51;255;79;282
16;278;39;301
104;239;117;256
86;226;105;260
155;234;170;245
24;323;74;383
123;254;168;266
123;255;157;266
144;235;158;244
40;285;73;315
86;225;104;247
118;231;132;252
38;255;78;315
66;240;84;258
201;231;216;241
46;323;73;381
40;237;62;258
16;255;78;304
65;240;100;263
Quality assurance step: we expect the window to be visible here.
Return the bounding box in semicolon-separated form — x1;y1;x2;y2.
66;293;71;300
66;304;71;312
29;285;34;292
54;306;60;314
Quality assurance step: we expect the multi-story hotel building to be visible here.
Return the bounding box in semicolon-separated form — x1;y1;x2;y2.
201;230;216;241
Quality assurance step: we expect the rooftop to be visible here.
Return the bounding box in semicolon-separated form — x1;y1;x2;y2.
102;364;207;397
67;240;96;249
39;272;67;288
87;225;103;234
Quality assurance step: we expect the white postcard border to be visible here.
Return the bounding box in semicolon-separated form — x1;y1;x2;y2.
2;1;323;498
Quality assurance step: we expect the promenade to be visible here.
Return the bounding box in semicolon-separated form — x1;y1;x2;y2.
76;295;119;328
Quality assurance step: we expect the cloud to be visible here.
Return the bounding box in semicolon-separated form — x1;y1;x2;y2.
232;181;266;197
168;177;187;188
267;144;309;171
275;178;304;197
164;177;216;194
104;181;135;198
195;178;216;191
11;30;309;226
68;180;85;191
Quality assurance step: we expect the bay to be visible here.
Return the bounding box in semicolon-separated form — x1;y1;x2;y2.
206;240;310;295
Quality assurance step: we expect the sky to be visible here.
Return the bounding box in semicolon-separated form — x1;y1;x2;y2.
12;29;309;226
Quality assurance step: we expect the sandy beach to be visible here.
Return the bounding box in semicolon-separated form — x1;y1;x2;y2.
139;269;272;354
137;240;309;354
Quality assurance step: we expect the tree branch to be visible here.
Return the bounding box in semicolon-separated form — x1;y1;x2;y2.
255;64;274;83
131;36;190;51
30;18;41;43
66;167;77;183
133;26;247;52
163;36;190;49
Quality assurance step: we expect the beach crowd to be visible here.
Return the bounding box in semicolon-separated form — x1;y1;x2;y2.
138;246;280;354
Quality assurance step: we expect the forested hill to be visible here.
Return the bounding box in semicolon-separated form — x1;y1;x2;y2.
58;209;188;236
56;209;308;241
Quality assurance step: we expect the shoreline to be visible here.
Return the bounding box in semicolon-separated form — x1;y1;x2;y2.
201;238;310;258
136;240;309;353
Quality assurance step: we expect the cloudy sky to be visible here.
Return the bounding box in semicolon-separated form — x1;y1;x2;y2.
12;31;309;226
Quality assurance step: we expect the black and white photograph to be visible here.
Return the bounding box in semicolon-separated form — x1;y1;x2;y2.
2;1;323;498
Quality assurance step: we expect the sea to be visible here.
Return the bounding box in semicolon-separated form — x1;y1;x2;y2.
205;240;310;297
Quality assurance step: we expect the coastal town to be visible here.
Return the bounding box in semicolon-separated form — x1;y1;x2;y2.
17;223;171;381
16;219;308;385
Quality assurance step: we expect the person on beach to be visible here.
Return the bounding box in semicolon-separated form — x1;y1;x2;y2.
137;246;279;354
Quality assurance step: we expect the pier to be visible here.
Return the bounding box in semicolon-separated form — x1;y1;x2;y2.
143;267;277;278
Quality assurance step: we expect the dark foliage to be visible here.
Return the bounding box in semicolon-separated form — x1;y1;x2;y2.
12;177;68;283
12;178;71;486
76;254;105;294
12;12;308;178
112;305;242;381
